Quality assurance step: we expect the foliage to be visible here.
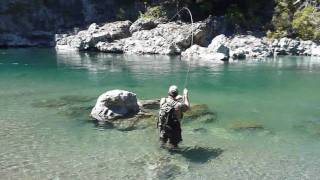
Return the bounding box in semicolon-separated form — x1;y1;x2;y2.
139;5;167;19
268;0;320;40
292;5;320;40
269;0;295;38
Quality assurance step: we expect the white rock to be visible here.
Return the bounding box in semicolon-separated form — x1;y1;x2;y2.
311;46;320;56
55;21;132;51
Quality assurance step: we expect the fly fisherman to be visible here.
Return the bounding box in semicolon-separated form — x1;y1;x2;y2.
157;85;190;149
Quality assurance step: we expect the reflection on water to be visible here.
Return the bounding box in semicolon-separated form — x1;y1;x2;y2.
1;48;320;179
56;51;186;74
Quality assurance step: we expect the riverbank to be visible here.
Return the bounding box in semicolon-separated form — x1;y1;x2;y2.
54;18;320;62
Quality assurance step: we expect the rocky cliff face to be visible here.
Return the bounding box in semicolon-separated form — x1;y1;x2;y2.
0;0;143;47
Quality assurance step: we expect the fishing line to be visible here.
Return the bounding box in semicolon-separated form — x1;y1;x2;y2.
168;7;194;89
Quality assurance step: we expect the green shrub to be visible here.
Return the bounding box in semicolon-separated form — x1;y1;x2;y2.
292;5;320;40
268;0;320;40
139;6;167;19
269;0;295;38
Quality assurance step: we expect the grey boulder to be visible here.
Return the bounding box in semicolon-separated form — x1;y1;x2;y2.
129;18;167;34
229;35;272;59
122;21;211;55
90;89;140;121
182;34;229;61
55;21;132;51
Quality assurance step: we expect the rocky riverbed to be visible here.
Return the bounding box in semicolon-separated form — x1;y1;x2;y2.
55;17;320;61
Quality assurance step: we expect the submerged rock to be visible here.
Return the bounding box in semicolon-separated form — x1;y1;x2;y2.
32;95;93;108
192;127;208;133
148;162;182;179
138;99;160;114
59;95;94;103
184;104;217;123
110;112;156;131
31;99;68;108
59;106;93;119
229;120;264;131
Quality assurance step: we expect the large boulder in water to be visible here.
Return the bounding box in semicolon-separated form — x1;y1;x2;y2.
90;90;140;121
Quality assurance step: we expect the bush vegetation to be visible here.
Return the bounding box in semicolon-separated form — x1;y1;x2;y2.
139;6;167;19
292;5;320;40
268;0;320;40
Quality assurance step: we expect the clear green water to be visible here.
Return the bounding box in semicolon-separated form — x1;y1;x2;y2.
1;48;320;179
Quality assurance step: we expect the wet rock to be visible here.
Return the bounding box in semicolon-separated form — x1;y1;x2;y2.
90;89;140;121
229;120;264;131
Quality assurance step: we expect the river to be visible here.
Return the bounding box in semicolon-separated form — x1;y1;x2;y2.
1;48;320;179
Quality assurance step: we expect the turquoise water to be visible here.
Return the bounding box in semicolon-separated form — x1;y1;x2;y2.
1;48;320;179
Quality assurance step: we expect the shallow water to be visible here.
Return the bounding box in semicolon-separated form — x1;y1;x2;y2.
1;48;320;179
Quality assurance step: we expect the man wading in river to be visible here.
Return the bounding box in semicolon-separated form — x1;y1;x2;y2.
158;85;190;149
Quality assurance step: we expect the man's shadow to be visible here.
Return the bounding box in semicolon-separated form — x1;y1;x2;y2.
169;146;224;163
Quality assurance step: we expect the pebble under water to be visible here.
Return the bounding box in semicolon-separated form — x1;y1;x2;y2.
1;48;320;179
